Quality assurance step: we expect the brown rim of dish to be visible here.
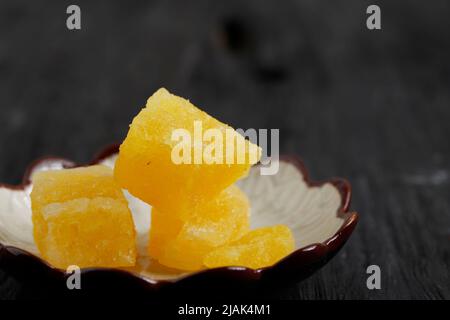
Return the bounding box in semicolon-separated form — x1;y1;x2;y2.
0;144;359;289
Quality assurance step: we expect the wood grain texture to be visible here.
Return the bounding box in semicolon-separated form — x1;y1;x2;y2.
0;0;449;299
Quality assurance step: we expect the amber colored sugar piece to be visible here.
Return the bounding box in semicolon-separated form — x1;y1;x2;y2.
114;88;261;216
149;185;250;271
31;165;136;269
203;225;295;270
148;209;183;259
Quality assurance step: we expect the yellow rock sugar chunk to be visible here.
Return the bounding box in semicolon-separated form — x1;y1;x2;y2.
147;209;183;259
149;185;250;271
114;88;261;216
31;165;137;269
203;225;295;270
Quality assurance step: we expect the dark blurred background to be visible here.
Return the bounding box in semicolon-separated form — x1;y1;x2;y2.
0;0;449;299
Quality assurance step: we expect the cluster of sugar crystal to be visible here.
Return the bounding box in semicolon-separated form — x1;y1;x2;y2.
31;88;293;271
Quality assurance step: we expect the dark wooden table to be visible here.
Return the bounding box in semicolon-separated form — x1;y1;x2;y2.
1;0;449;299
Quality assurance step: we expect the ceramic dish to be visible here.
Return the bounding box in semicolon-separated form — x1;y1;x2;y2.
0;145;358;298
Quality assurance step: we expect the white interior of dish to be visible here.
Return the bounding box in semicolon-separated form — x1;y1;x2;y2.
0;154;346;281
